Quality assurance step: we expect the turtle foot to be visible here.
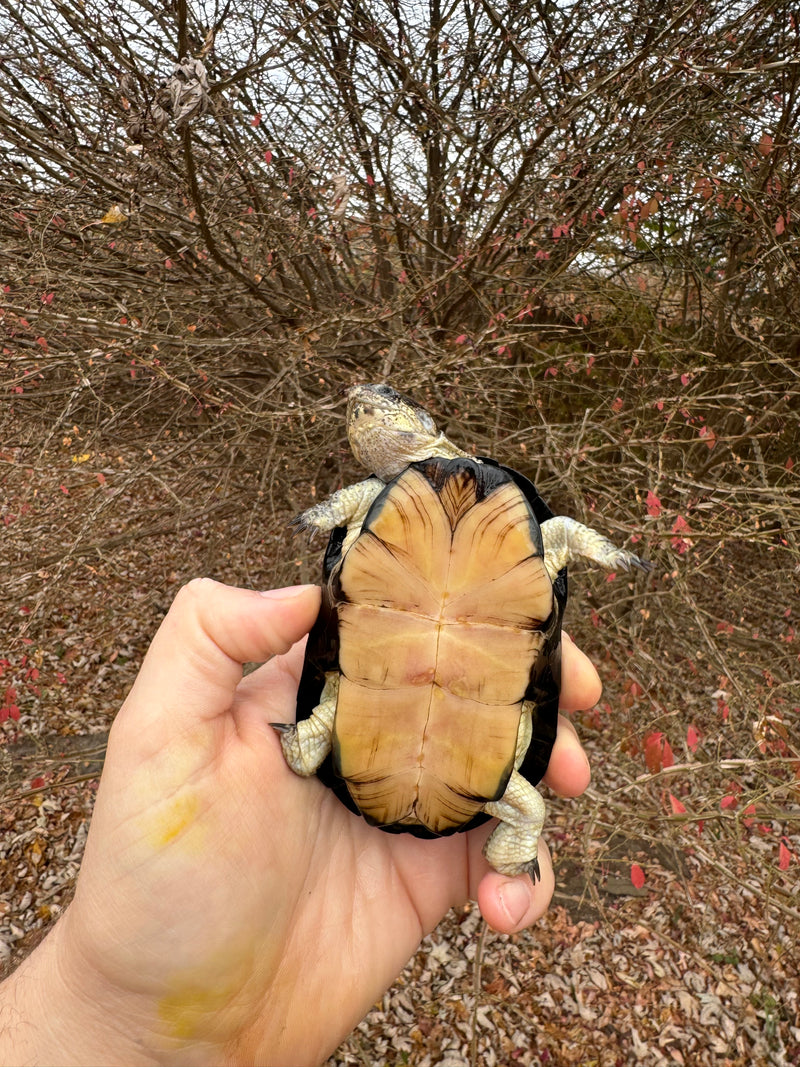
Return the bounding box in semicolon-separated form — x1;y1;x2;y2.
540;516;654;580
272;715;332;776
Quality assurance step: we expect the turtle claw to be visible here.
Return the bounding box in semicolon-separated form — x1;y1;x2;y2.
616;551;653;574
288;513;323;545
271;721;293;735
524;856;541;884
493;856;541;883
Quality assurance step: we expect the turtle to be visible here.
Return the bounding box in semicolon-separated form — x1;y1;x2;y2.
274;383;649;880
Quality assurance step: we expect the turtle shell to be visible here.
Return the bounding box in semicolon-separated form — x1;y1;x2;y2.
295;456;567;837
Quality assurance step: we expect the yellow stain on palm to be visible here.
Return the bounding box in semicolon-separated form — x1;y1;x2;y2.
159;976;240;1040
146;791;204;852
158;942;256;1043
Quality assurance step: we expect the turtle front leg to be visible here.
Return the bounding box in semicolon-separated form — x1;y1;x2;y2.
291;477;384;539
540;516;652;583
483;771;546;881
272;673;338;776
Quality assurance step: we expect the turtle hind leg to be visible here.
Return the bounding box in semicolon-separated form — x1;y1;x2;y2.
272;675;337;776
482;771;546;881
540;515;652;583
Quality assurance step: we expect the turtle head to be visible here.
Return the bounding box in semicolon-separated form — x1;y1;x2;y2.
346;384;466;479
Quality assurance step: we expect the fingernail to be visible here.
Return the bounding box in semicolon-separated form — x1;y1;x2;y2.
498;879;531;927
258;584;317;600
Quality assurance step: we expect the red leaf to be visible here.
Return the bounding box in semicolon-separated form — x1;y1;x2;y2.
699;425;717;450
36;336;48;351
455;334;467;344
611;397;623;412
646;490;662;518
758;132;774;156
644;732;664;773
669;793;687;815
720;793;738;810
264;150;273;164
60;484;70;495
661;738;675;768
251;112;261;126
630;863;646;889
366;174;375;186
686;724;699;753
779;840;792;870
41;292;54;304
164;259;173;269
776;214;786;236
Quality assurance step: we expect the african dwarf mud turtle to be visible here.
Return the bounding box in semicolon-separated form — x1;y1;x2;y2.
275;384;649;879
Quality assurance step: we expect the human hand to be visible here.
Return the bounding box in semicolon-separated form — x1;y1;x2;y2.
0;579;597;1067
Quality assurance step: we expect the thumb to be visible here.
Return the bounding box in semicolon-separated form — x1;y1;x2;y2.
119;579;320;736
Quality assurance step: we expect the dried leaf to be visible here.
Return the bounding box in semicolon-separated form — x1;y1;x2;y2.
100;204;128;224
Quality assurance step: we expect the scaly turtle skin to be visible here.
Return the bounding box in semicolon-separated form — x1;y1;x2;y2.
276;384;649;879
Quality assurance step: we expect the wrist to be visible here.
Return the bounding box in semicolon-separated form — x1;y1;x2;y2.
0;911;158;1067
